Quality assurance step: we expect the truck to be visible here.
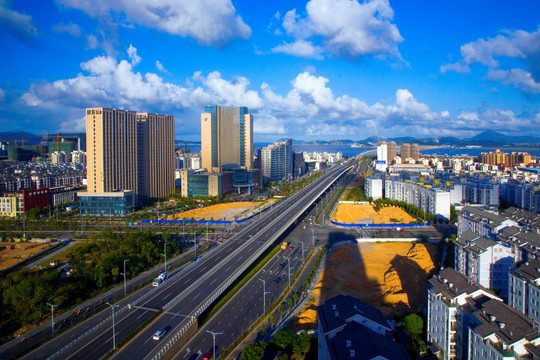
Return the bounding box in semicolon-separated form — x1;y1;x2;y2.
152;272;167;287
281;241;289;250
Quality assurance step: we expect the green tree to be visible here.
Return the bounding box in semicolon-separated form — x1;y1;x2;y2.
271;329;295;349
404;313;423;340
241;341;267;360
292;332;311;358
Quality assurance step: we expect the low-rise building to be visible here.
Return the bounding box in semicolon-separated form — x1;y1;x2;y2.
317;295;409;360
77;190;135;216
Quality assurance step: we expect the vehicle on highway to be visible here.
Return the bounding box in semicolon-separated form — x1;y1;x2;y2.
279;262;286;269
281;241;289;250
152;272;167;287
273;277;281;284
288;246;293;251
202;352;212;360
152;329;166;341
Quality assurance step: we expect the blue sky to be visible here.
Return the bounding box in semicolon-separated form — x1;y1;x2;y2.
0;0;539;142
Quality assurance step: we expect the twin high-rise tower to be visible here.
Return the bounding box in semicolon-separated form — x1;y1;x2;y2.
85;107;175;200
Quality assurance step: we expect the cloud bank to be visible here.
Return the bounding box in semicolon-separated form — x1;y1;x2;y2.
441;26;540;94
17;47;539;140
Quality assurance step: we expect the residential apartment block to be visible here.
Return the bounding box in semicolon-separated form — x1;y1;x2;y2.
364;176;383;200
317;295;409;360
384;178;451;219
427;268;502;359
80;107;174;215
508;259;540;324
429;267;540;359
454;231;515;299
261;139;293;183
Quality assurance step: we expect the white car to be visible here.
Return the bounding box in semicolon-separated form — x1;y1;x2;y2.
152;329;166;341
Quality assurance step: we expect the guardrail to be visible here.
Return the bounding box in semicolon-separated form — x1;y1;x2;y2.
330;220;432;228
149;163;353;360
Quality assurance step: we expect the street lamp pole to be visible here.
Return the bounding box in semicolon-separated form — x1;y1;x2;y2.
162;242;169;272
106;302;118;350
257;278;270;314
205;329;223;359
122;259;130;296
283;256;291;287
194;233;197;258
46;302;58;337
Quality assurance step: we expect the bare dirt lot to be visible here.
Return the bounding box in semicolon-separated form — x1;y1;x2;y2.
332;203;416;224
295;241;438;329
0;242;53;270
167;201;274;221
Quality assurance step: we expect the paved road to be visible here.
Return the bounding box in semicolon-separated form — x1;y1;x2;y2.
174;218;335;360
114;162;353;360
18;160;353;360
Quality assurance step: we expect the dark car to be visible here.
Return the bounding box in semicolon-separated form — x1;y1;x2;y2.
279;262;286;268
274;277;282;284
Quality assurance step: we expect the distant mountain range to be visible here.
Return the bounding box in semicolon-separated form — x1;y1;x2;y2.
344;130;540;147
1;130;539;148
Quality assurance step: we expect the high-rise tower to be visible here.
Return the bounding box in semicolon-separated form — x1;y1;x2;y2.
86;108;139;194
201;106;253;172
86;107;174;200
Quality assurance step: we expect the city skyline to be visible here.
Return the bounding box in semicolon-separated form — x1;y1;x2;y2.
0;0;539;142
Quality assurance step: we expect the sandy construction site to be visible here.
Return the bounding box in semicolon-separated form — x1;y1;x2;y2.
167;201;274;221
295;241;438;329
332;203;417;224
0;242;53;270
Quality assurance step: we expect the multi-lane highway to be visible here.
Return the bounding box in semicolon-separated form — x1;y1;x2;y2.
20;160;353;360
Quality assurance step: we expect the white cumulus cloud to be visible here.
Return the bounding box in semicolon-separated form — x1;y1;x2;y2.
273;0;403;61
441;26;540;94
57;0;251;46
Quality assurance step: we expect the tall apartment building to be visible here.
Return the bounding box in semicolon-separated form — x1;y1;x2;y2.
136;112;175;199
411;143;419;161
84;107;174;203
400;143;411;161
387;141;397;163
261;139;293;183
201;105;253;172
86;108;139;194
293;151;306;178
